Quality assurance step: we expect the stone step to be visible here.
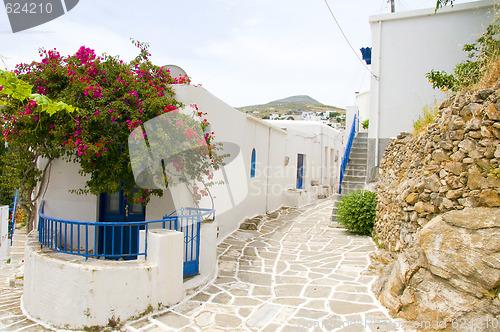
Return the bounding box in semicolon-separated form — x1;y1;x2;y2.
351;143;367;148
356;132;368;138
342;177;365;184
8;228;26;264
352;140;368;146
345;163;366;170
340;183;366;195
350;148;368;155
349;152;367;158
347;158;367;165
344;169;366;176
344;170;366;177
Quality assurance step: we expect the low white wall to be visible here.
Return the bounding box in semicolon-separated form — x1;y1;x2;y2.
0;206;9;259
23;229;183;329
199;219;218;278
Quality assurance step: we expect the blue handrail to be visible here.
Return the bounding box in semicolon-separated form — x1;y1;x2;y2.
37;201;214;265
339;114;357;194
9;189;18;245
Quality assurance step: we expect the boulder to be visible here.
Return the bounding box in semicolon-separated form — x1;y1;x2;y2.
374;208;500;326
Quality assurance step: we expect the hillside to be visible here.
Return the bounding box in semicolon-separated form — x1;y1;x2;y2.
237;95;345;120
266;95;322;105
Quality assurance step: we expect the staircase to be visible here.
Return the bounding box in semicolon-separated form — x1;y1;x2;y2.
332;132;368;223
9;227;26;265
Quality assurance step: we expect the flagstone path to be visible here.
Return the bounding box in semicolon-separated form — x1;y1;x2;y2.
0;198;403;331
0;228;51;331
126;198;401;332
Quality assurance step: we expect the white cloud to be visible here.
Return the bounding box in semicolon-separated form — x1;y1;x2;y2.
0;0;483;107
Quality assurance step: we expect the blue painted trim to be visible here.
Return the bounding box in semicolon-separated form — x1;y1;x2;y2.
250;148;256;178
38;201;214;278
296;153;304;189
10;189;18;246
339;114;357;194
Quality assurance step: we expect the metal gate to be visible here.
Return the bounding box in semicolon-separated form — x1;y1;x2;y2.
163;208;214;278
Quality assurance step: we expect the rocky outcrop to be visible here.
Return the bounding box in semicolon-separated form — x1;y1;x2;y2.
373;208;500;328
374;87;500;327
376;88;500;252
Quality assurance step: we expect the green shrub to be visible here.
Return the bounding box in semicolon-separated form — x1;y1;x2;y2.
337;190;377;235
362;119;369;129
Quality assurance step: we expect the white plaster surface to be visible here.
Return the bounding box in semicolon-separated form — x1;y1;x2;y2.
0;206;9;259
22;229;183;329
368;0;495;140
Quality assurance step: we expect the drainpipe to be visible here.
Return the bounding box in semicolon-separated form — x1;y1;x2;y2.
320;125;324;187
374;20;382;168
265;127;271;213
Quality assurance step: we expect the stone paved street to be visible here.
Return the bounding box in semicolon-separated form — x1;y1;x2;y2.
0;198;402;331
0;228;51;331
127;198;400;332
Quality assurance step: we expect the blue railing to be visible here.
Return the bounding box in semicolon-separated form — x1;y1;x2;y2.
37;201;214;278
339;114;357;194
9;189;18;245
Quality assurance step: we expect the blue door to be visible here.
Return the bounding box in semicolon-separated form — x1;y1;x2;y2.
297;154;305;189
98;189;145;259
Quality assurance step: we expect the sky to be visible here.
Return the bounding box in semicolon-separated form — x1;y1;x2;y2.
0;0;481;108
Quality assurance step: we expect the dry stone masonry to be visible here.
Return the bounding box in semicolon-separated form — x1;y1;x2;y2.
376;87;500;252
373;86;500;326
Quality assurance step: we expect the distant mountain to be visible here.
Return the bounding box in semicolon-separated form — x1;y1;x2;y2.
236;95;345;120
266;95;322;106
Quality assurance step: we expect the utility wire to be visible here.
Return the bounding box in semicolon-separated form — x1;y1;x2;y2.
322;0;379;81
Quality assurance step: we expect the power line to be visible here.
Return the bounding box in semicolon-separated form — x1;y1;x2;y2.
322;0;379;81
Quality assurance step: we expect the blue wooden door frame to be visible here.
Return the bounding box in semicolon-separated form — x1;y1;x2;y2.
297;154;305;189
98;189;145;259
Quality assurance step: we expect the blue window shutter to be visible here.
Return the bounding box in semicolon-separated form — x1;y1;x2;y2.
250;148;256;178
360;47;372;65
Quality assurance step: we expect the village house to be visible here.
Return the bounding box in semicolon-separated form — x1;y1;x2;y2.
349;0;496;183
22;83;345;329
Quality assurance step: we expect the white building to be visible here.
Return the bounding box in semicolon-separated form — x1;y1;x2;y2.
301;111;322;121
24;84;344;329
363;0;495;181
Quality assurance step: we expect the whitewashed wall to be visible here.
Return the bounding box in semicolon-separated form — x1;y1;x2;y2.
23;229;183;329
366;0;495;180
0;206;9;259
37;158;99;251
37;85;344;245
369;0;495;139
39;158;97;222
169;85;344;239
355;91;370;126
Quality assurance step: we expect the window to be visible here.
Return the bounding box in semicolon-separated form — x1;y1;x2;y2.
296;154;305;189
250;148;256;178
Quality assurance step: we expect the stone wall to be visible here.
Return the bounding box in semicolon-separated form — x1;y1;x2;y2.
373;208;500;326
373;86;500;326
375;87;500;252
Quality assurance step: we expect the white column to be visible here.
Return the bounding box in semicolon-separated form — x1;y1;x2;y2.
0;206;10;259
147;229;184;306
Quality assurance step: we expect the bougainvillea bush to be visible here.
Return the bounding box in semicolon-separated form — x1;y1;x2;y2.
0;41;223;230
